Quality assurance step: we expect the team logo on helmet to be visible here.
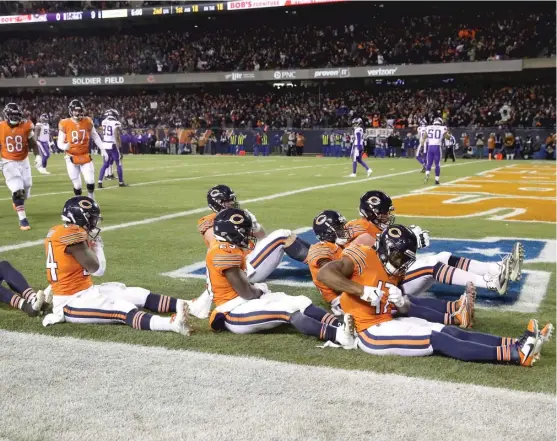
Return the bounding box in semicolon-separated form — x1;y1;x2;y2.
315;214;327;225
229;214;245;224
367;196;381;206
78;199;93;209
388;227;402;238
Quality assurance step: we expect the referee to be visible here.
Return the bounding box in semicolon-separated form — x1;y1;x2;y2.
444;131;457;162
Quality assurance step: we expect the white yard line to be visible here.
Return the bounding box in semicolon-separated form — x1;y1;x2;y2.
1;331;554;441
0;160;483;254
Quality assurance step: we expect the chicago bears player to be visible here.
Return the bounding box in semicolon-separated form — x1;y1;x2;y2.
347;190;523;296
317;225;550;366
0;260;44;317
424;117;448;184
57;99;104;200
348;118;372;178
98;109;127;188
34;113;51;175
41;196;191;335
0;103;40;230
309;209;476;329
188;184;312;318
206;207;355;347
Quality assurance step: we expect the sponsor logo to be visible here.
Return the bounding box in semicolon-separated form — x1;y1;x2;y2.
273;70;297;80
227;0;281;10
366;67;398;76
313;68;350;78
38;79;47;86
162;231;554;313
225;72;256;81
146;75;156;83
71;76;125;85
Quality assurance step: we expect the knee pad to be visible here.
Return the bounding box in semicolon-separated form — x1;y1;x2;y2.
12;189;25;201
86;183;95;193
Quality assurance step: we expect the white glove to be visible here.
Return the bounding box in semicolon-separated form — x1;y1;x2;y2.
90;235;104;250
387;285;405;308
34;155;42;169
244;209;261;233
360;286;383;306
410;225;430;249
253;282;270;295
101;149;109;160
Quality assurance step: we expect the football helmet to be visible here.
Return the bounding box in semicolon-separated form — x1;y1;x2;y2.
69;99;85;120
352;118;363;127
39;113;49;123
213;208;255;249
418;117;428;127
104;109;119;120
3;103;23;126
313;210;351;245
376;224;417;276
433;117;443;125
61;196;102;240
359;190;395;230
207;185;238;213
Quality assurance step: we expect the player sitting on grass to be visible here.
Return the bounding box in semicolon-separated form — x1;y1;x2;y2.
205;207;355;348
41;196;191;336
0;260;44;317
317;225;552;366
347;190;523;296
308;209;476;328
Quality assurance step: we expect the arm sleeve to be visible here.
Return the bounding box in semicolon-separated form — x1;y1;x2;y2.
90;126;104;150
91;244;106;277
57;130;70;151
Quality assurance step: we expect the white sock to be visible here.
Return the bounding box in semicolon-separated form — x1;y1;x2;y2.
468;260;500;276
15;205;27;221
87;192;94;200
149;315;174;332
435;176;439;182
448;266;490;289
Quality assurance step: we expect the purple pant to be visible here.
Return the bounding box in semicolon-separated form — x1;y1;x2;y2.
99;146;123;182
425;145;441;176
38;141;50;167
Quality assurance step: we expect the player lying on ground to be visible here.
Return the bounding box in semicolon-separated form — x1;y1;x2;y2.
348;190;523;296
308;210;476;328
41;196;191;335
317;225;552;366
206;207;355;347
0;260;44;317
187;184;312;318
1;103;41;231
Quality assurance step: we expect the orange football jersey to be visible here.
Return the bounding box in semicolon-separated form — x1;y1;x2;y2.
59;117;93;157
339;244;404;332
0;120;34;161
307;241;343;303
45;224;93;296
197;212;217;247
346;217;381;242
206;241;246;307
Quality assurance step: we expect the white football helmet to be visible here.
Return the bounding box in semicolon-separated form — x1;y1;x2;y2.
352;118;363;127
433;117;443;125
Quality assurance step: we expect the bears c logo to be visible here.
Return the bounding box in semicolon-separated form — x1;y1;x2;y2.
367;196;381;206
229;214;244;225
388;227;402;238
315;214;327;225
78;199;93;209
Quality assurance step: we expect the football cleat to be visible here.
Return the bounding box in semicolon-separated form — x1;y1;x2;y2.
21;300;39;317
435;181;440;185
540;323;554;344
513;319;542;367
37;289;52;314
509;242;524;282
424;174;429;184
19;218;31;231
118;182;129;187
97;182;103;188
485;255;510;295
348;173;357;177
453;282;476;328
366;169;372;178
37;167;50;175
335;313;357;349
170;299;192;336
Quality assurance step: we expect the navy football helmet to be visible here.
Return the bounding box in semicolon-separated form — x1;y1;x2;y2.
313;210;351;245
376;224;417;276
207;185;238;213
213;208;255;249
62;196;102;240
69;99;85;120
359;190;395;230
3;103;22;126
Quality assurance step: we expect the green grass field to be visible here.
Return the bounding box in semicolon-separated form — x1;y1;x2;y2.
1;154;555;394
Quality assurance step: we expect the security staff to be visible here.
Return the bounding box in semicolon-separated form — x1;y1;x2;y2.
444;131;457;162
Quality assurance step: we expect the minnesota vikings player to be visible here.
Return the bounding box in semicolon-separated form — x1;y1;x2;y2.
98;109;127;188
348;118;372;178
415;118;428;173
34;113;51;175
424;118;448;185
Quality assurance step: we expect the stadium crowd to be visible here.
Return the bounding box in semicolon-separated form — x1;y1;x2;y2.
0;10;554;78
7;83;555;130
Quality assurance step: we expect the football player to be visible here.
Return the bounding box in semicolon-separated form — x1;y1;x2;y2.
424;117;448;185
34;113;51;175
415;117;428;173
347;190;522;296
0;260;44;317
57;99;104;200
317;225;551;366
309;210;476;329
206;207;355;347
0;103;40;230
41;196;191;335
98;109;127;188
348;118;372;178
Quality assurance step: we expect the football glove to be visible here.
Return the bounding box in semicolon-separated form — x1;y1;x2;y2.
90;235;104;249
387;285;405;308
244;209;261;233
360;286;383;306
410;225;430;249
253;282;270;295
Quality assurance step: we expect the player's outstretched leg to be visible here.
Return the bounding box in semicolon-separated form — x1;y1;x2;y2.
0;284;43;317
97;154;110;188
433;146;441;184
112;148;127;187
0;260;41;306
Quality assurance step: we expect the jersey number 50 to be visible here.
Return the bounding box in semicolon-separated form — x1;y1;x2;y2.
427;128;442;139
